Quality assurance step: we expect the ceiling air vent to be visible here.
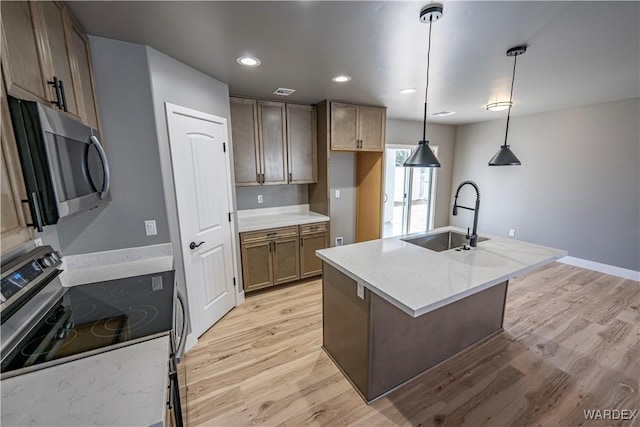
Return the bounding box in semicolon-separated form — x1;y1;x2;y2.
272;88;296;96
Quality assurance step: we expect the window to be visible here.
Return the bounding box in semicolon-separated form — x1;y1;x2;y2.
382;145;437;237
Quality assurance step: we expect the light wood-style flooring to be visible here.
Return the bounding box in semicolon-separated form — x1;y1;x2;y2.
183;263;640;426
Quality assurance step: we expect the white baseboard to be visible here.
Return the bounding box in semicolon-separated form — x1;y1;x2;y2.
558;256;640;282
184;333;198;354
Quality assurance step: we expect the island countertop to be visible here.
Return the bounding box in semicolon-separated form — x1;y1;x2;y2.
316;226;566;317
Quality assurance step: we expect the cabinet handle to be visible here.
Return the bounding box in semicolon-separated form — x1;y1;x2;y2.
289;172;292;183
300;237;304;247
48;77;65;111
268;241;272;252
256;173;260;183
261;173;265;184
58;79;68;112
272;241;276;252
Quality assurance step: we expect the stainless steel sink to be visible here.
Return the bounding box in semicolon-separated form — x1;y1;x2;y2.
402;231;488;252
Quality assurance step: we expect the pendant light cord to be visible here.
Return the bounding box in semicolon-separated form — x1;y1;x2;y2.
503;54;518;147
423;16;433;142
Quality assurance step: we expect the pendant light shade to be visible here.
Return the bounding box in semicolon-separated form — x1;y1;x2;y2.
488;144;521;166
404;140;441;167
404;4;442;168
488;45;527;166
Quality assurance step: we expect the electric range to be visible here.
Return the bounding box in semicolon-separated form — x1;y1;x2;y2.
0;246;175;379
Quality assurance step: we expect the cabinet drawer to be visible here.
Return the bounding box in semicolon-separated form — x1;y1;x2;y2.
300;222;328;235
240;226;298;243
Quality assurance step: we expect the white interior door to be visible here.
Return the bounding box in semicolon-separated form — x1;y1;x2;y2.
166;103;236;338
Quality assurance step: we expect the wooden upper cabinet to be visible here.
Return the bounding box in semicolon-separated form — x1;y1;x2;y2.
37;1;79;118
0;1;49;103
1;75;33;254
230;97;261;186
65;13;100;130
0;1;101;131
358;106;386;151
330;102;359;150
287;104;317;184
330;102;386;152
257;101;287;185
230;97;317;186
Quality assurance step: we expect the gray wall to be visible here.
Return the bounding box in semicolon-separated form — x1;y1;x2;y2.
329;152;357;246
385;119;457;228
56;37;169;255
236;185;308;210
451;97;640;271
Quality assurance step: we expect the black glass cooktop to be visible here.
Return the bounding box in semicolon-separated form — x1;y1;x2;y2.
1;270;175;376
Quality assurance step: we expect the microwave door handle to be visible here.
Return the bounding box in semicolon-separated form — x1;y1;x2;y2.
90;135;110;199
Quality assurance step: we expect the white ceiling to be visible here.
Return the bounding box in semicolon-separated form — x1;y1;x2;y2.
66;1;639;125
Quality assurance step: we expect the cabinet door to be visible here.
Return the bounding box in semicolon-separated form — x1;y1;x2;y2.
230;97;261;186
286;104;317;184
241;241;273;291
258;101;287;185
273;237;300;285
300;232;328;278
0;2;49;103
65;13;100;130
1;76;33;254
358;106;386;152
37;1;79;118
330;102;358;151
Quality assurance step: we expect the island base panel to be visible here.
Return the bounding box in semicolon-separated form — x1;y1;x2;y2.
322;263;508;402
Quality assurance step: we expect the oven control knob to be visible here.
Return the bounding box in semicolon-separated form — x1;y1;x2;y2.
54;251;63;261
49;252;60;262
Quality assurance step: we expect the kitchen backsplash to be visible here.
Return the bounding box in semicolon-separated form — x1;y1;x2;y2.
236;185;308;210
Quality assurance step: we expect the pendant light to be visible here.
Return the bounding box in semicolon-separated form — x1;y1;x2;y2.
488;45;527;166
404;4;442;168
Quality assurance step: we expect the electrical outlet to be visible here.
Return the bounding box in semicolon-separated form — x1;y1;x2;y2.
335;189;340;198
145;220;157;236
34;238;43;247
357;283;365;299
258;195;263;204
335;236;344;246
509;229;516;237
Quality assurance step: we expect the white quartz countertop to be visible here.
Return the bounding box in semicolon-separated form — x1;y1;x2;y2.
316;226;567;317
1;335;170;426
237;204;330;233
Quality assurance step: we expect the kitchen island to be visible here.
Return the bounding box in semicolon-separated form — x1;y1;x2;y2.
316;226;566;402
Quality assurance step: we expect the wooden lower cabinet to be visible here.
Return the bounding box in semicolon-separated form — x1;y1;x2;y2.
240;222;328;292
273;237;300;284
240;241;273;292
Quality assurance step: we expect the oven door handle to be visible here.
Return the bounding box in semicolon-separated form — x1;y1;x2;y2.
176;291;188;360
90;135;110;200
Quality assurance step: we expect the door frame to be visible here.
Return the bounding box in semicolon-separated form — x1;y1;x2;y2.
383;144;438;236
164;102;242;352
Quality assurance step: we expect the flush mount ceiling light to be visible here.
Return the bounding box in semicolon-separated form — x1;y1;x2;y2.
488;45;527;166
331;75;351;83
404;3;442;168
237;56;261;67
399;88;417;94
432;111;455;117
486;101;512;112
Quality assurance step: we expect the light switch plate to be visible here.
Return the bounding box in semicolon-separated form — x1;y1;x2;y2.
509;229;516;237
357;283;365;299
335;189;341;198
258;195;263;204
34;238;43;247
145;220;157;236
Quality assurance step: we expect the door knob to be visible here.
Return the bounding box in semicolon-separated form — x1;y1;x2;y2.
189;241;205;250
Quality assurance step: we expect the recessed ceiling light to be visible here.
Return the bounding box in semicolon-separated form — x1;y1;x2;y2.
432;111;456;117
332;75;351;83
486;101;512;112
237;56;261;67
399;88;417;94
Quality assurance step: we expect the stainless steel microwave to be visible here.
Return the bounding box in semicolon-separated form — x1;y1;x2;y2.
8;97;110;231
